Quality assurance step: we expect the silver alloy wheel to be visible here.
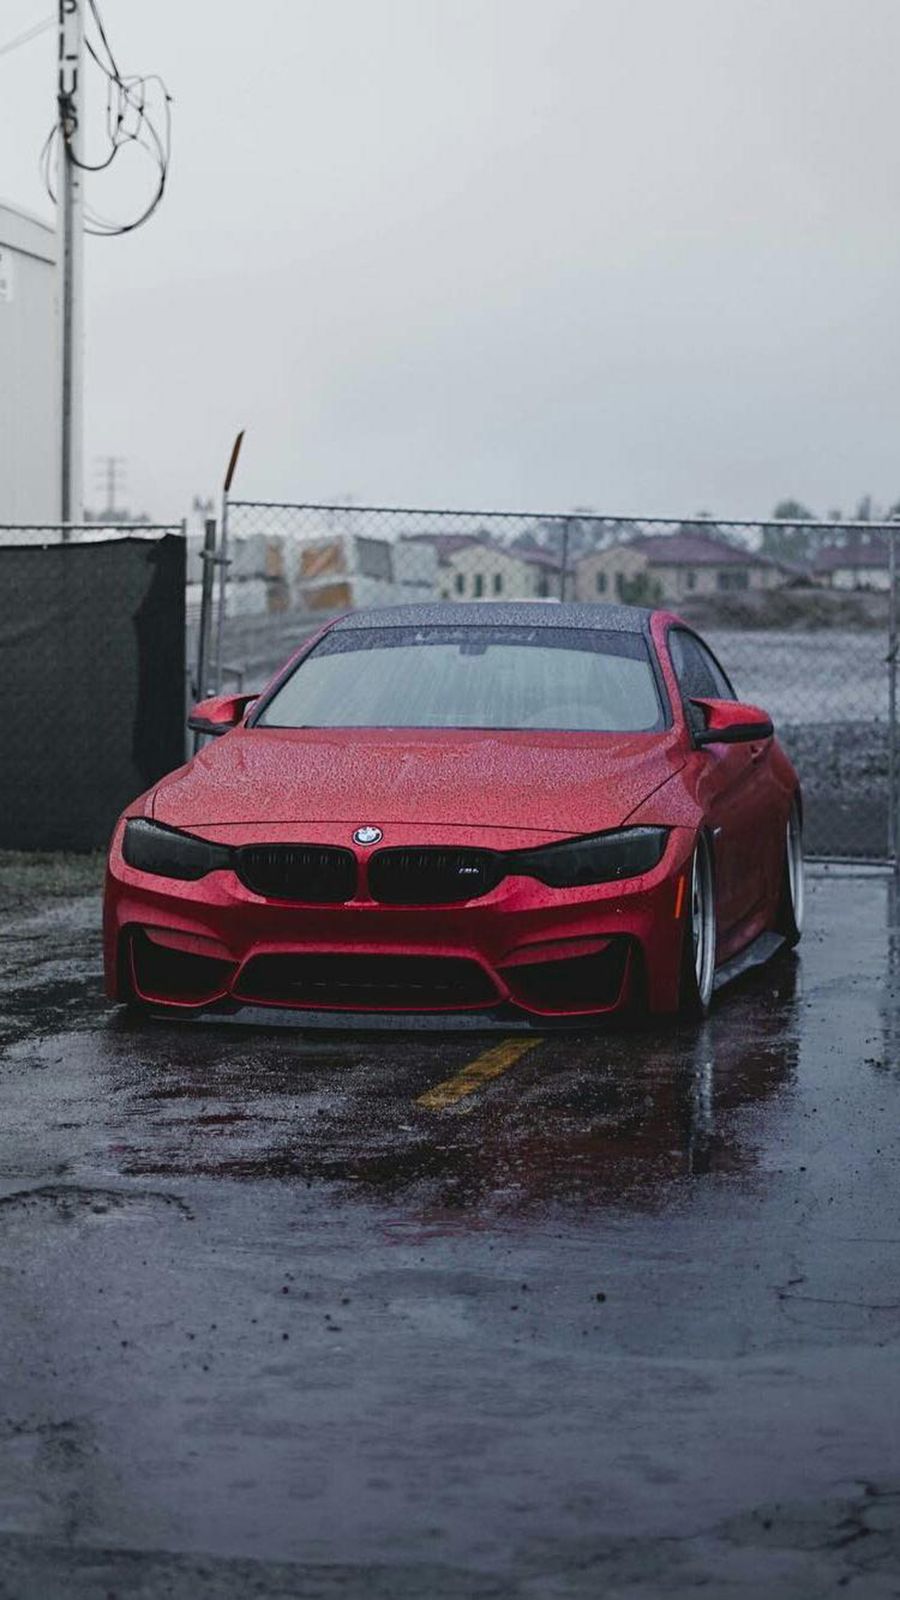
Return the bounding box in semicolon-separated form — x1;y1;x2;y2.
691;834;716;1009
786;802;805;935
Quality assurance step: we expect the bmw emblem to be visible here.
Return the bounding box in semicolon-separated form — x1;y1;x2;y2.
353;826;383;846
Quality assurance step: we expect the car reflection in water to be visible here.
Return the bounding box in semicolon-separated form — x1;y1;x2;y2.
439;952;802;1209
108;951;802;1217
877;873;900;1080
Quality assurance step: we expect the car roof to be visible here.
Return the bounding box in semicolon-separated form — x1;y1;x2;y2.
330;601;653;635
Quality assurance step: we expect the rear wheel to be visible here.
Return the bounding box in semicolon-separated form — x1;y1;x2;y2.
775;798;804;948
679;833;717;1018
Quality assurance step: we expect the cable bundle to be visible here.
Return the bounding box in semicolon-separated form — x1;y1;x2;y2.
41;0;172;237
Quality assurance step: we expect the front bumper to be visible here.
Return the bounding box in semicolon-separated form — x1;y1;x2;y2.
104;824;695;1019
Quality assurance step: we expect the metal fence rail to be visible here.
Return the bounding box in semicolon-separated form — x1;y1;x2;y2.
222;500;900;864
0;520;187;556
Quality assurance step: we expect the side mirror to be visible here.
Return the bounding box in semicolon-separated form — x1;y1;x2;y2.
690;697;773;747
188;692;258;737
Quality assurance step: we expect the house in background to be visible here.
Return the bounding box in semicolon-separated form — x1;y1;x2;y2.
404;533;563;600
574;530;788;605
812;535;891;592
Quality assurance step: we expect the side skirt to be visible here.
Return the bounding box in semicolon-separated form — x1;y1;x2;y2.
713;930;785;993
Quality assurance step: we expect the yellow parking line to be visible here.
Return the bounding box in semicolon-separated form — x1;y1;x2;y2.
416;1037;542;1110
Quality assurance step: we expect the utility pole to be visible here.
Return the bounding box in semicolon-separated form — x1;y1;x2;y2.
57;0;84;527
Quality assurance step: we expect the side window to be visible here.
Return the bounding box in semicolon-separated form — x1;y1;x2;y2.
700;639;737;700
669;629;736;704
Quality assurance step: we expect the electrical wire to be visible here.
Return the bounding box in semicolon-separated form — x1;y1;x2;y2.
86;0;121;78
42;0;172;237
0;14;54;61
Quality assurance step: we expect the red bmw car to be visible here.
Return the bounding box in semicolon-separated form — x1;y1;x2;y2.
104;602;803;1023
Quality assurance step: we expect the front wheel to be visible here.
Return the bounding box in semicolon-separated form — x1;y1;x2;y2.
678;833;717;1018
775;798;804;948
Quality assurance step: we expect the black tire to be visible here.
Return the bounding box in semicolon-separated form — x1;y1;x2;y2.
678;833;717;1018
775;797;804;948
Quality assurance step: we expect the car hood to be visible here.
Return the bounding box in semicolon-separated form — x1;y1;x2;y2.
153;726;686;840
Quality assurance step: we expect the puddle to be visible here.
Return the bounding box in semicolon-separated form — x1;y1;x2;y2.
0;1184;192;1224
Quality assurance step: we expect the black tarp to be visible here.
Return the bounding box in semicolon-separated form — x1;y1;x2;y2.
0;535;186;850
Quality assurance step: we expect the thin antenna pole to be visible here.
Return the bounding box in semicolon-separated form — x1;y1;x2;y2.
96;454;126;517
58;0;84;527
214;430;245;690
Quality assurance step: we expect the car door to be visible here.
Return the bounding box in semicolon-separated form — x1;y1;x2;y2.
668;627;772;950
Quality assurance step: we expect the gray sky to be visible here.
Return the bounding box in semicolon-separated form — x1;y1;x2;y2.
3;0;900;521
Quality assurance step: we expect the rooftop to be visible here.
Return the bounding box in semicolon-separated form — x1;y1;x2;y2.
402;532;562;570
0;200;55;264
332;601;652;634
813;536;891;573
402;533;479;558
632;532;775;569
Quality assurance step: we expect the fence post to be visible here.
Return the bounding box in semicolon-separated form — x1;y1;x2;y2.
214;496;230;692
883;531;890;870
194;517;217;747
560;520;571;601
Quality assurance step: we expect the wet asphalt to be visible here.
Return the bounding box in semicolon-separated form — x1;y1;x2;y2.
1;864;899;1597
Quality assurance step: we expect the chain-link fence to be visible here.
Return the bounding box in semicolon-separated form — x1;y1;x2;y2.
3;509;894;861
219;500;900;863
0;522;187;849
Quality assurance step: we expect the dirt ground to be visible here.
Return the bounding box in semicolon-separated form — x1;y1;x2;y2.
1;855;899;1598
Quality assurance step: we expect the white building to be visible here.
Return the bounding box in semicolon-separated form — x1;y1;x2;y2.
405;534;562;600
0;202;59;524
291;532;438;611
813;536;891;592
198;524;440;616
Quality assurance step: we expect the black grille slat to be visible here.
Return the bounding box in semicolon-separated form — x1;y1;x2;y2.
236;844;356;903
369;847;500;905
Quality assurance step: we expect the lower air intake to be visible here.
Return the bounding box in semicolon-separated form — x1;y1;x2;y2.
130;931;233;1004
503;942;632;1014
234;953;498;1011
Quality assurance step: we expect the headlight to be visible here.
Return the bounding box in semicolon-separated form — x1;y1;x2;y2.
122;819;232;881
513;826;668;888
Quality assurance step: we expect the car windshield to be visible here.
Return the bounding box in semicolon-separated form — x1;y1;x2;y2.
255;624;665;733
